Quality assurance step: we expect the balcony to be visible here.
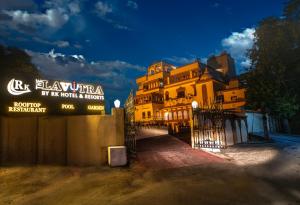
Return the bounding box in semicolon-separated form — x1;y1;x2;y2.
135;93;164;105
164;96;193;107
147;72;163;81
136;76;147;83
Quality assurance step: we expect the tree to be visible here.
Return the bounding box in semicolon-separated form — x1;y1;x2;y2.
0;45;41;114
246;0;300;134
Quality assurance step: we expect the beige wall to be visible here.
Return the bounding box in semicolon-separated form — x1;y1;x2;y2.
1;117;38;164
195;80;215;106
135;103;164;122
164;80;196;99
38;117;67;165
0;108;125;166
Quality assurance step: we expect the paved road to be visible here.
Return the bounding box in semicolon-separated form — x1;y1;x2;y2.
136;135;225;169
271;133;300;144
254;132;300;144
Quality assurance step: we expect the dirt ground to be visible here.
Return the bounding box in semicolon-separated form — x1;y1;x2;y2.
1;134;300;205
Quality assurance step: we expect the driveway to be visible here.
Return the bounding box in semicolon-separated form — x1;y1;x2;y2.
136;135;225;169
212;133;300;178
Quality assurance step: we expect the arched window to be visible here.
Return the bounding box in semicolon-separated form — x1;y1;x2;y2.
164;112;168;121
178;111;183;120
173;112;177;120
177;87;185;98
183;110;188;119
202;84;208;106
192;85;197;96
165;91;169;101
169;112;173;120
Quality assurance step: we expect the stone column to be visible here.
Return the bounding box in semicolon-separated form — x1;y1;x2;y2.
189;108;195;148
112;108;125;146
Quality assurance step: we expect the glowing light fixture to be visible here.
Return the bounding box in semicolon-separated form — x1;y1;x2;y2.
114;99;121;108
191;101;198;109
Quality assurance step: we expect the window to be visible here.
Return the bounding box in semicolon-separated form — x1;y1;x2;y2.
177;91;185;98
147;111;151;118
231;96;238;101
142;112;146;119
202;84;208;106
178;111;183;120
165;91;169;101
177;87;186;98
169;112;173;120
216;95;224;103
164;112;169;121
173;112;177;120
192;85;197;96
183;110;188;119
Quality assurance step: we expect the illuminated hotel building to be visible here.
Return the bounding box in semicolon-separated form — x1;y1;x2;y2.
134;52;246;132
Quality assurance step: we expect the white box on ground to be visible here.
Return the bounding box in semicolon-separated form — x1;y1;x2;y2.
108;146;127;166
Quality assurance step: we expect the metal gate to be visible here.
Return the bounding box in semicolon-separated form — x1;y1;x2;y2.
124;90;137;159
124;121;137;158
192;104;227;149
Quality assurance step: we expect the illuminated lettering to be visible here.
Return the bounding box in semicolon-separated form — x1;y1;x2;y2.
8;102;47;113
87;105;104;111
35;79;104;100
60;82;71;91
61;104;75;110
51;81;62;91
7;79;31;95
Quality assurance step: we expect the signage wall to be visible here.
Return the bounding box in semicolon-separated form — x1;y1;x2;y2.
2;78;105;115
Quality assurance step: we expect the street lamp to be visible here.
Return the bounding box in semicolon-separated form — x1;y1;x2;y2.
191;100;198;109
114;99;121;108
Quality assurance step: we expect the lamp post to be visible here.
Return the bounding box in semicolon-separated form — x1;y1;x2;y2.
191;100;198;110
191;100;198;122
191;101;198;148
114;99;121;108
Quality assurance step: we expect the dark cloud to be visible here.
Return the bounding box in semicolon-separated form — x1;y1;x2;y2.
127;1;138;10
0;12;12;21
0;0;37;10
3;9;69;29
95;1;113;17
164;56;195;65
0;0;82;36
26;49;145;104
94;1;130;30
16;23;36;33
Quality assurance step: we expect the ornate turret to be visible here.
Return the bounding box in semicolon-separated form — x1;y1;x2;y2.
200;67;213;81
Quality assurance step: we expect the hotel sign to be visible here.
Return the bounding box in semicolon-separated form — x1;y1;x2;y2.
8;102;47;113
4;78;105;115
7;78;31;95
7;78;104;100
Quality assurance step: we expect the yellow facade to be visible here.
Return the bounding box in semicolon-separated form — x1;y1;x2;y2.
134;52;246;132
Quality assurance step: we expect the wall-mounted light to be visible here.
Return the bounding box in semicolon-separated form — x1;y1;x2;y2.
191;100;198;109
114;99;121;108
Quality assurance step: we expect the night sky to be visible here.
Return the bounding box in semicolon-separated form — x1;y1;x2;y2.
0;0;285;110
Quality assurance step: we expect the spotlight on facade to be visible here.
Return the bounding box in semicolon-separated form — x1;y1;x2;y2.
114;99;121;108
191;101;198;109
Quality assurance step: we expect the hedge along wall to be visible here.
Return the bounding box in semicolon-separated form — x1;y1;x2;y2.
0;108;124;166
